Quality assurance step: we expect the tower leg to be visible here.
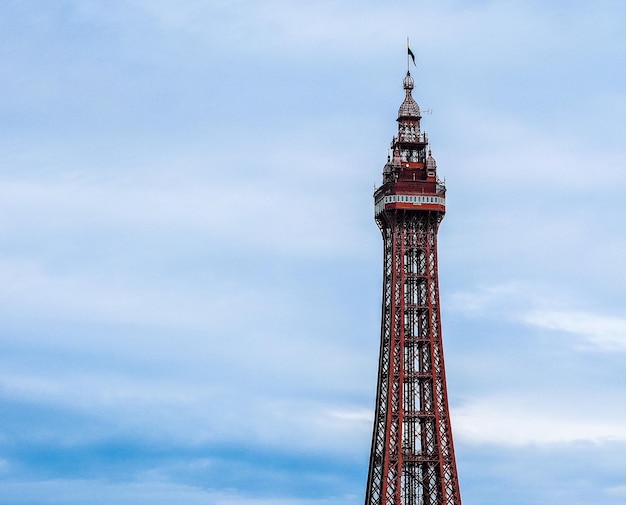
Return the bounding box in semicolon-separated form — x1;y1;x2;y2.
365;211;461;505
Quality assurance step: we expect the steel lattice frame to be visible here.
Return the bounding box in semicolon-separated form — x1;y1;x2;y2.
364;208;461;505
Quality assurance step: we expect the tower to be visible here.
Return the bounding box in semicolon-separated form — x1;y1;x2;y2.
365;69;462;505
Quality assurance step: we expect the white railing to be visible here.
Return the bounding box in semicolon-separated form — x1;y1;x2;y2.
374;194;446;215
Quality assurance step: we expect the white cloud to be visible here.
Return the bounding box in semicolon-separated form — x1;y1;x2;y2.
0;145;371;258
0;256;272;329
453;396;626;446
524;309;626;351
448;282;626;352
447;282;527;317
0;366;370;457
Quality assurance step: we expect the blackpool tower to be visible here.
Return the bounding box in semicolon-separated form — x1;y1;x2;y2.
364;66;462;505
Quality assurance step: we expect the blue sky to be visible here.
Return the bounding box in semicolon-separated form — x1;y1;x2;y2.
1;1;626;504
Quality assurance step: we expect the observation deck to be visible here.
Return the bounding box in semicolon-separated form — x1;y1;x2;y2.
374;151;446;217
374;191;445;216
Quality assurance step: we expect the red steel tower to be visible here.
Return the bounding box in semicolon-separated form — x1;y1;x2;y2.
365;69;462;505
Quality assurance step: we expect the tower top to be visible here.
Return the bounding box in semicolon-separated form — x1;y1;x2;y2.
374;65;445;217
398;71;421;119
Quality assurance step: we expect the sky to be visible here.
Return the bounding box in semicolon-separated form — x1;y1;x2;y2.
1;1;626;504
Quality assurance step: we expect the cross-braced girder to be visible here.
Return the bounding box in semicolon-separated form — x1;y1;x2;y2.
365;210;461;505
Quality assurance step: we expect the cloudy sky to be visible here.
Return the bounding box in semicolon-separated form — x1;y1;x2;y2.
1;1;626;504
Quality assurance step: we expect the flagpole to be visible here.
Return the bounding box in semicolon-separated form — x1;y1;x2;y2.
407;37;410;73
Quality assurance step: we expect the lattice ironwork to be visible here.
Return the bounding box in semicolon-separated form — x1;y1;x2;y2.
365;69;461;505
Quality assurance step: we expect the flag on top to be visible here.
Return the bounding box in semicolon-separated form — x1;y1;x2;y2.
408;45;416;66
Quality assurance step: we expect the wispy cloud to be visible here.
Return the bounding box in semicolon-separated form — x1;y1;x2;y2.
0;365;370;457
606;486;626;499
453;396;626;446
524;309;626;351
2;1;626;504
447;282;527;317
449;282;626;352
0;255;277;328
0;479;360;505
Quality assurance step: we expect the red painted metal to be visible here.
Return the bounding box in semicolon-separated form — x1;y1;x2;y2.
365;71;462;505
